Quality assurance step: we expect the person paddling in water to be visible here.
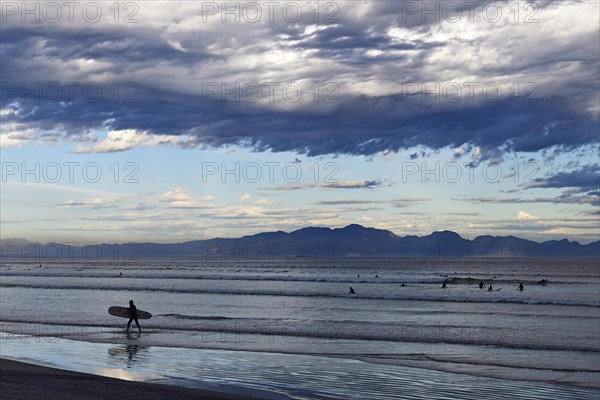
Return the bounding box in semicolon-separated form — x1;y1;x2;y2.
126;300;142;333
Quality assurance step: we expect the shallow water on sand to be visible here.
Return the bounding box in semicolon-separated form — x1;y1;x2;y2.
2;333;599;400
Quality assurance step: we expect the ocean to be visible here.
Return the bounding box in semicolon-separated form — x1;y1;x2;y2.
1;257;599;399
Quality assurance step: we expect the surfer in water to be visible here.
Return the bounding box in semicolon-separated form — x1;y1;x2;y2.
488;285;493;291
349;286;356;295
442;280;448;289
518;283;524;291
479;281;486;289
126;300;142;333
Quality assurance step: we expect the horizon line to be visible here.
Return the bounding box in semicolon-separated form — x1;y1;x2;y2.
2;223;599;246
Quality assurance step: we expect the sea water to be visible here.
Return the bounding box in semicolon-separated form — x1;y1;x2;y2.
1;257;599;398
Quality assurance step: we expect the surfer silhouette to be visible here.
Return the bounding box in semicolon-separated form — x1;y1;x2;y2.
126;300;142;333
442;280;448;289
479;281;486;289
349;286;356;295
488;285;493;291
518;283;524;291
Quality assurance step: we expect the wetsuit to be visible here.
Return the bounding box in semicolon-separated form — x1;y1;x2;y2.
127;303;141;332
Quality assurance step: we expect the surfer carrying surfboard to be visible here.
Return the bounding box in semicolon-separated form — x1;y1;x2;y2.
126;300;142;333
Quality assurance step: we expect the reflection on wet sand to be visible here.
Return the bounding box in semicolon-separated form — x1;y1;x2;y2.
107;341;148;369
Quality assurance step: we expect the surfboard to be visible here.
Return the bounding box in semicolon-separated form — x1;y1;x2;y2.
108;306;152;319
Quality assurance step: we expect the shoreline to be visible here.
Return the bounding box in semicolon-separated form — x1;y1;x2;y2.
2;334;599;399
0;358;263;400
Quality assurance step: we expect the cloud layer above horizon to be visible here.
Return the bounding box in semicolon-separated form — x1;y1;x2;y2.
2;1;598;157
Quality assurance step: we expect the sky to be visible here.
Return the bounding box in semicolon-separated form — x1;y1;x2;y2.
1;0;599;245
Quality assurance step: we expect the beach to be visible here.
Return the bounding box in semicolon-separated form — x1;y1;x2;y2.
1;257;599;399
0;358;259;400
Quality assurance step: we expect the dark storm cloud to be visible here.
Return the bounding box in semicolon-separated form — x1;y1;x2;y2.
1;1;598;157
4;87;595;157
524;164;600;192
0;27;213;85
286;23;443;63
2;27;198;61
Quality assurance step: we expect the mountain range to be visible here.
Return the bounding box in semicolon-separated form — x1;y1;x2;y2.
1;224;598;259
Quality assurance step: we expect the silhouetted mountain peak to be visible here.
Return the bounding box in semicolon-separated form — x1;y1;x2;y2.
430;230;463;239
245;230;288;241
343;224;366;230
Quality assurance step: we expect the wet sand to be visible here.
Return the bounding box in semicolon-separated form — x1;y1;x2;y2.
0;358;261;400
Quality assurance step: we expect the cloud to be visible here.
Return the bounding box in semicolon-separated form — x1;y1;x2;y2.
58;193;151;209
316;199;385;205
0;119;95;148
255;198;280;206
448;212;481;217
267;179;391;190
523;164;599;192
462;193;599;206
239;193;251;201
517;211;538;220
158;186;215;208
467;221;599;234
81;212;174;222
1;1;598;157
59;198;116;209
72;129;195;153
316;198;427;206
582;209;600;216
